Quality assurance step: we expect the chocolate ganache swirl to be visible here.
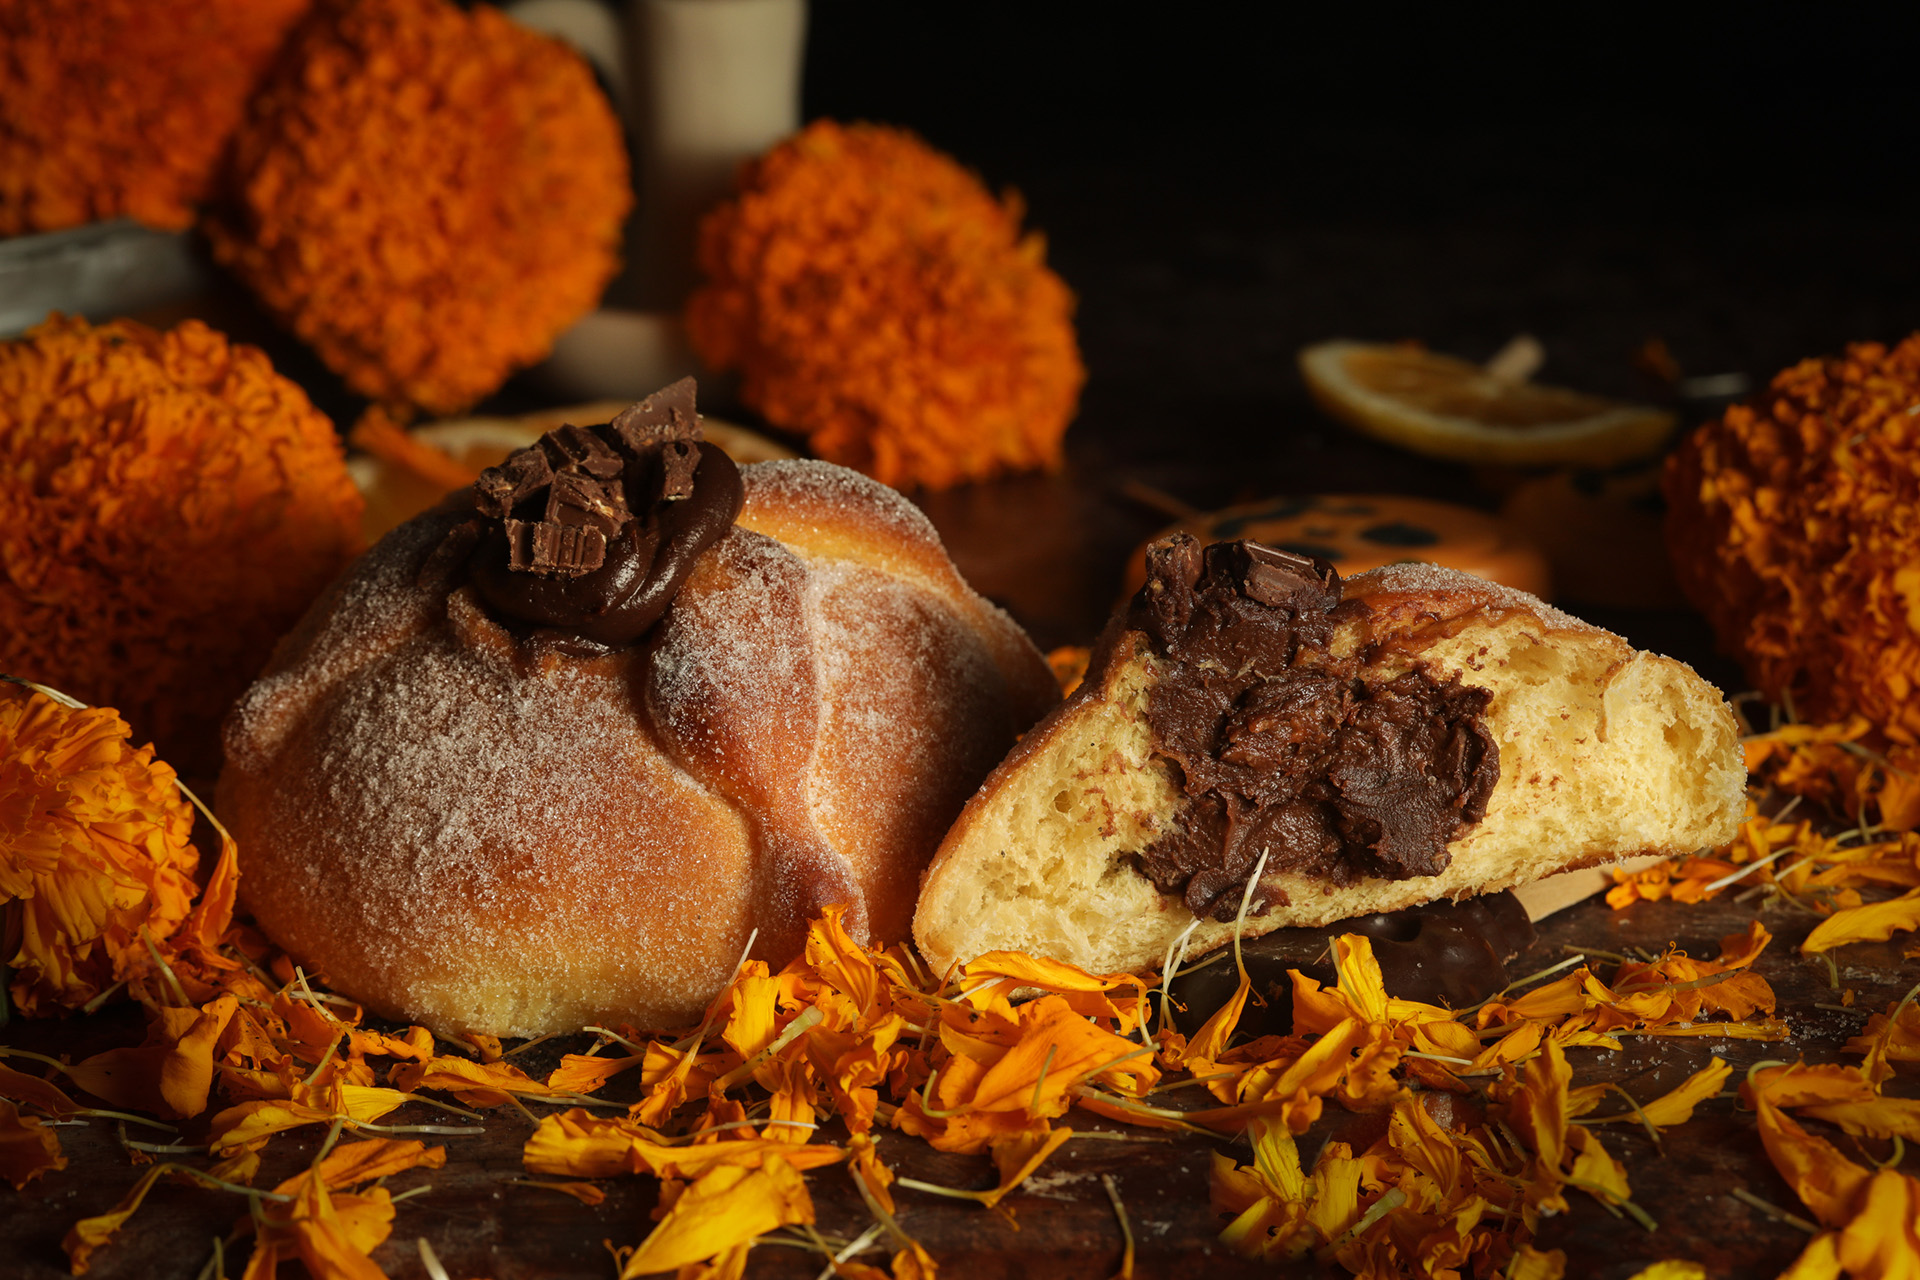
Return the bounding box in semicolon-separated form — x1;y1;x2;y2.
1128;536;1500;920
464;378;744;647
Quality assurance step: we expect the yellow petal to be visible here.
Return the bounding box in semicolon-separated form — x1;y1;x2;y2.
1803;889;1920;954
956;997;1150;1116
1303;1141;1364;1246
547;1051;646;1095
961;951;1150;1033
305;1138;447;1192
0;1099;66;1188
62;1162;170;1274
1624;1263;1706;1280
1509;1244;1569;1280
388;1055;553;1107
1331;934;1389;1022
1748;1063;1876;1110
520;1179;608;1206
0;1062;79;1117
1835;1168;1920;1280
1800;1097;1920;1143
1845;995;1920;1086
65;993;239;1119
1752;1096;1872;1229
619;1159;813;1278
980;1125;1074;1208
330;1084;410;1125
1568;1126;1631;1203
523;1108;845;1181
1636;1057;1731;1128
208;1100;336;1157
720;971;783;1063
1779;1231;1845;1280
283;1178;391;1280
1504;1039;1573;1171
1181;966;1250;1068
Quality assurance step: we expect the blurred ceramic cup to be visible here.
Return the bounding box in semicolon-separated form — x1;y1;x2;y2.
628;0;805;308
502;0;630;108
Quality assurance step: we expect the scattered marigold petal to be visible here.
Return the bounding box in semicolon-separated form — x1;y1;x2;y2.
387;1055;554;1108
0;1062;79;1117
1632;1057;1731;1128
1509;1245;1570;1280
1836;1167;1920;1280
1625;1263;1706;1280
519;1178;607;1206
618;1159;814;1279
0;1099;66;1188
66;993;239;1119
523;1108;844;1182
1802;889;1920;954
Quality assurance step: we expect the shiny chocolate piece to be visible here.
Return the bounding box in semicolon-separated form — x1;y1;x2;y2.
464;378;745;647
1126;535;1500;919
1166;891;1535;1040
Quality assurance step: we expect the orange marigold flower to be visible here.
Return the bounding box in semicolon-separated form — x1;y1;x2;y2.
0;682;202;1015
0;0;311;236
207;0;630;414
688;120;1085;491
1665;334;1920;747
0;316;362;771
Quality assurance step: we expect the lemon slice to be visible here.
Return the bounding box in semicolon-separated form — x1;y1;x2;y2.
1299;340;1677;466
348;400;796;543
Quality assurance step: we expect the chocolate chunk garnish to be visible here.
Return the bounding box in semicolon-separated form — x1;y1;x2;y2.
474;446;553;520
1234;541;1339;611
545;422;625;479
608;377;700;453
1125;534;1500;919
460;379;745;647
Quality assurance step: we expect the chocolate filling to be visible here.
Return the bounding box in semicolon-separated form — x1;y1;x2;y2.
461;378;745;648
1127;536;1499;920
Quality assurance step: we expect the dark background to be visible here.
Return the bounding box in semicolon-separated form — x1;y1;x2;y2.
793;4;1920;654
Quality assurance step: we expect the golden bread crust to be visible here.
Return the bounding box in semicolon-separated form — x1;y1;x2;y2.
221;460;1056;1036
914;563;1743;977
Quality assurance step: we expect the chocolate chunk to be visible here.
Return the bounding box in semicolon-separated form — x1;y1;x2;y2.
1137;535;1205;642
1227;540;1340;611
659;438;699;501
546;470;626;536
459;380;745;647
529;520;607;577
544;422;625;480
474;447;553;520
1125;535;1500;915
608;376;700;455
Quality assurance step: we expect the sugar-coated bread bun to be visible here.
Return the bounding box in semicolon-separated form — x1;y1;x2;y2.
220;457;1057;1037
914;541;1744;978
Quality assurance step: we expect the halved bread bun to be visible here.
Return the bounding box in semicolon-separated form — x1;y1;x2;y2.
914;545;1744;977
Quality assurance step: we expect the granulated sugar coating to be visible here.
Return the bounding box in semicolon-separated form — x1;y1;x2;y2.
217;460;1058;1036
1357;561;1598;637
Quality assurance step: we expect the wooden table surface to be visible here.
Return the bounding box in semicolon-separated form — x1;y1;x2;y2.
5;893;1915;1280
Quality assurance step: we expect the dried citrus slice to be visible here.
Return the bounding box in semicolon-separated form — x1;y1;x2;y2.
1299;340;1677;466
348;400;795;543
